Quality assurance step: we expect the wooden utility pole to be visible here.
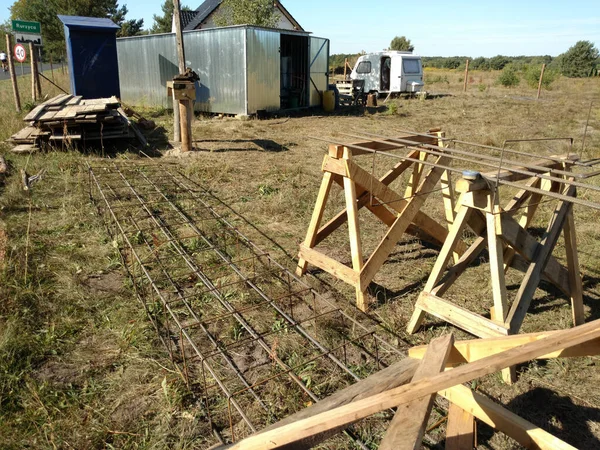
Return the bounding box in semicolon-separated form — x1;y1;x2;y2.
6;34;21;112
172;0;193;151
536;63;546;100
172;0;186;144
344;58;348;79
463;59;469;92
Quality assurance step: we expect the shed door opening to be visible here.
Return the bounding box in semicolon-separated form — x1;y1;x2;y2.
280;34;308;109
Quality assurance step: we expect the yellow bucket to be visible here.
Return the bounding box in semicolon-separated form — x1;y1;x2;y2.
322;90;335;112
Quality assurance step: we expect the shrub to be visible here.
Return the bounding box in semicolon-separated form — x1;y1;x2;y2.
524;65;559;89
478;84;487;92
559;41;599;77
496;66;520;87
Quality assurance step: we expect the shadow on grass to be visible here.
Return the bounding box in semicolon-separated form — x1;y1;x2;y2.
191;139;289;153
475;387;600;449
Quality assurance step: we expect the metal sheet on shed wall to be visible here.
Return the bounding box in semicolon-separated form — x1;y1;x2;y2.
184;28;246;114
117;33;177;109
246;29;281;114
117;28;246;115
309;37;329;106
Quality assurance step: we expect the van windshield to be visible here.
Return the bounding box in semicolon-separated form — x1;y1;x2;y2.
402;59;421;74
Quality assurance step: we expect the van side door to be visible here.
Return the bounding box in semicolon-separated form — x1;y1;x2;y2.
390;55;403;92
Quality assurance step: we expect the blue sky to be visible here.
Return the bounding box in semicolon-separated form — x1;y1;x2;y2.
2;0;599;57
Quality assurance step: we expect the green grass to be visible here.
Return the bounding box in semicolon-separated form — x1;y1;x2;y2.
0;68;599;448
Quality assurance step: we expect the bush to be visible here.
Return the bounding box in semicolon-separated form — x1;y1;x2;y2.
478;84;487;92
524;65;558;89
559;41;599;77
496;66;520;87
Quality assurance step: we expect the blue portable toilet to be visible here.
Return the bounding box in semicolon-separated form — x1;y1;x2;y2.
58;15;121;99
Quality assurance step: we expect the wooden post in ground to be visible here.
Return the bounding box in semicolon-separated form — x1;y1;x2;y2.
536;63;546;100
6;34;21;112
179;98;192;152
29;42;37;101
463;59;470;92
49;53;55;83
172;0;187;144
344;57;348;79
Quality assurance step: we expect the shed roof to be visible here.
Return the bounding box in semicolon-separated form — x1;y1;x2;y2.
180;10;198;30
58;15;120;30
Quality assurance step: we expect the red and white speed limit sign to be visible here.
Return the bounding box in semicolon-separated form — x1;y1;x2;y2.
14;44;26;63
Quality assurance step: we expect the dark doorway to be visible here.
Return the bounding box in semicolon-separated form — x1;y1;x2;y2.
381;56;391;92
280;34;309;109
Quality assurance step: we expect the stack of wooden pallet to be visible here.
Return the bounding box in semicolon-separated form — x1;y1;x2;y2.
9;94;133;153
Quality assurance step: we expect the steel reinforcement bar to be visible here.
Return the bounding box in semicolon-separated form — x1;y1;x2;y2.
89;162;407;448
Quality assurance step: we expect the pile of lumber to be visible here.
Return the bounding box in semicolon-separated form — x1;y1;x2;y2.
219;319;600;449
8;94;135;153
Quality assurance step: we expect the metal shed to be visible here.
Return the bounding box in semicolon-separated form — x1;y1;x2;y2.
58;15;121;99
116;25;329;115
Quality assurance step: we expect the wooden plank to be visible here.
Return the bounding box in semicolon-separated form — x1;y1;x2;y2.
487;207;508;323
225;319;600;450
415;292;509;338
440;384;576;450
563;210;584;326
445;402;474;450
499;211;571;295
478;153;579;183
219;358;420;450
379;335;454;450
359;156;448;287
65;95;83;105
409;331;600;365
407;201;473;334
506;184;575;333
343;148;366;308
297;171;336;276
298;244;359;285
11;144;38;154
23;103;47;121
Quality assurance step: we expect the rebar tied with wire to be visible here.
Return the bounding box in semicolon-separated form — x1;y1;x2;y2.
89;163;405;448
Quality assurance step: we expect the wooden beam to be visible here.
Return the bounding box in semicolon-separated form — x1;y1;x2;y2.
498;211;571;295
413;292;509;338
445;402;475;450
408;331;600;365
217;358;420;450
563;210;585;326
379;335;454;450
296;172;335;276
487;206;508;323
506;185;576;333
298;244;359;285
359;157;448;287
440;384;576;449
343;147;366;309
225;319;600;450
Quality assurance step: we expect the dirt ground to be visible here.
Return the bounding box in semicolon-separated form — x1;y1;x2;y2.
1;69;600;448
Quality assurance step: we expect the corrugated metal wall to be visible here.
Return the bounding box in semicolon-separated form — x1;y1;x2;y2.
116;26;328;115
117;28;246;115
309;37;329;106
246;29;281;113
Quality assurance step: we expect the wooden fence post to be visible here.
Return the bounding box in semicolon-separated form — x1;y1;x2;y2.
536;63;546;100
463;59;470;92
6;34;21;112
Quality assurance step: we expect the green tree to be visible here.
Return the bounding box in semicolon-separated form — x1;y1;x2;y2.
151;1;192;34
213;0;278;28
389;36;414;52
488;55;510;70
10;0;144;54
560;40;599;77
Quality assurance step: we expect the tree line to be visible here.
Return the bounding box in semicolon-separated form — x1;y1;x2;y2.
331;41;599;78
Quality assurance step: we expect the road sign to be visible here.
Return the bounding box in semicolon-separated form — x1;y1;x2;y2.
12;20;41;35
15;33;43;47
14;44;26;63
12;20;42;46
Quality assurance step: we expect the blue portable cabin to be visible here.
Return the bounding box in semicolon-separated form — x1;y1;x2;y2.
58;15;121;99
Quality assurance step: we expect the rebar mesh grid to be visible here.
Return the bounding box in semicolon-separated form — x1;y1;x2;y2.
89;163;406;448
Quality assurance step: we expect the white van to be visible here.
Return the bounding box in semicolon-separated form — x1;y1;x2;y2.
350;51;424;96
